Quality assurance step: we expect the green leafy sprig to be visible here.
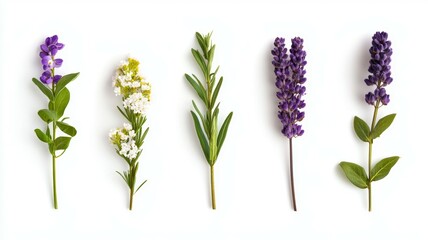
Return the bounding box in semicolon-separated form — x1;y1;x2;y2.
185;32;233;210
33;73;79;209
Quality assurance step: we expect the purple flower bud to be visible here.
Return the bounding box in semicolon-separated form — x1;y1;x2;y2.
272;37;307;138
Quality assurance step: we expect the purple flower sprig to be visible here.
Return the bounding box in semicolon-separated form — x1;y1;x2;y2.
272;36;307;211
39;35;64;84
32;35;79;209
340;31;399;211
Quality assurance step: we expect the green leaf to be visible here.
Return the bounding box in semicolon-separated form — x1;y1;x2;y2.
55;88;70;119
217;112;233;155
370;156;399;181
55;72;79;95
211;76;223;107
191;111;210;161
353;116;371;142
195;32;208;58
34;129;51;143
57;121;77;137
32;78;53;100
371;114;396;140
134;180;148;194
207;45;215;71
38;109;57;123
185;74;207;105
339;161;369;189
209;114;218;165
191;49;208;77
54;136;71;150
46;125;51;139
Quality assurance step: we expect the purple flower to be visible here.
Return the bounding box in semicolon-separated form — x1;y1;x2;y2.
39;35;64;84
272;37;307;138
364;32;392;106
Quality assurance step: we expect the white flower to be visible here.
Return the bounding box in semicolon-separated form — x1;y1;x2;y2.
123;123;132;131
114;87;121;96
123;92;150;115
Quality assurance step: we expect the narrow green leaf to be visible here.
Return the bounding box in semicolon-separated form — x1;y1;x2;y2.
135;180;148;194
195;32;208;58
354;116;371;142
57;121;77;137
185;74;207;105
55;72;79;95
116;171;127;184
49;143;54;154
116;106;129;120
211;76;223;107
191;111;210;161
34;129;51;143
339;161;369;189
209;114;218;165
54;136;71;150
191;49;208;77
32;78;53;100
55;88;70;119
38;109;57;123
371;114;396;139
370;156;399;181
217;112;233;155
207;45;215;71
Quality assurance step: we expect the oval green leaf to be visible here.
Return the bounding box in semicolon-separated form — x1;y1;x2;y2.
38;109;57;123
55;72;79;95
34;129;51;143
371;114;396;140
57;121;77;137
32;78;53;100
339;161;368;189
54;136;71;150
370;156;399;181
55;88;70;119
353;116;371;142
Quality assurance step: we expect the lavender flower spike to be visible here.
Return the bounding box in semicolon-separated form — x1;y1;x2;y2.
272;36;307;211
339;31;399;211
272;37;307;139
364;32;393;106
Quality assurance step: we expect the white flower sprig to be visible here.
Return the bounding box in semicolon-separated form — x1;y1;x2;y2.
110;57;151;210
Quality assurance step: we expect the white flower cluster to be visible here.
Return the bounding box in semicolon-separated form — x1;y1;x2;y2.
109;123;142;160
123;92;150;115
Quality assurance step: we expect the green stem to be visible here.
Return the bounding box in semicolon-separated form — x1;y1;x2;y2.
51;80;58;209
210;165;216;210
289;138;297;211
129;188;134;210
368;101;380;212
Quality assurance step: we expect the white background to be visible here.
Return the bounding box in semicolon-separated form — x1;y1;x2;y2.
0;0;427;239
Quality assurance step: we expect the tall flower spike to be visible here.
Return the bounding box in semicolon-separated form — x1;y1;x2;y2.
110;57;151;210
364;32;393;106
339;31;399;211
272;36;307;211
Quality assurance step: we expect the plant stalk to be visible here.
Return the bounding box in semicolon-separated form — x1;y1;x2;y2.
289;138;297;211
210;165;216;210
51;80;58;209
129;188;134;210
368;101;380;212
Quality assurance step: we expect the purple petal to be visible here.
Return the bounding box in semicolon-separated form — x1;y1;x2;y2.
50;47;58;56
54;59;63;68
51;35;58;44
53;75;62;83
40;44;49;53
56;43;64;50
